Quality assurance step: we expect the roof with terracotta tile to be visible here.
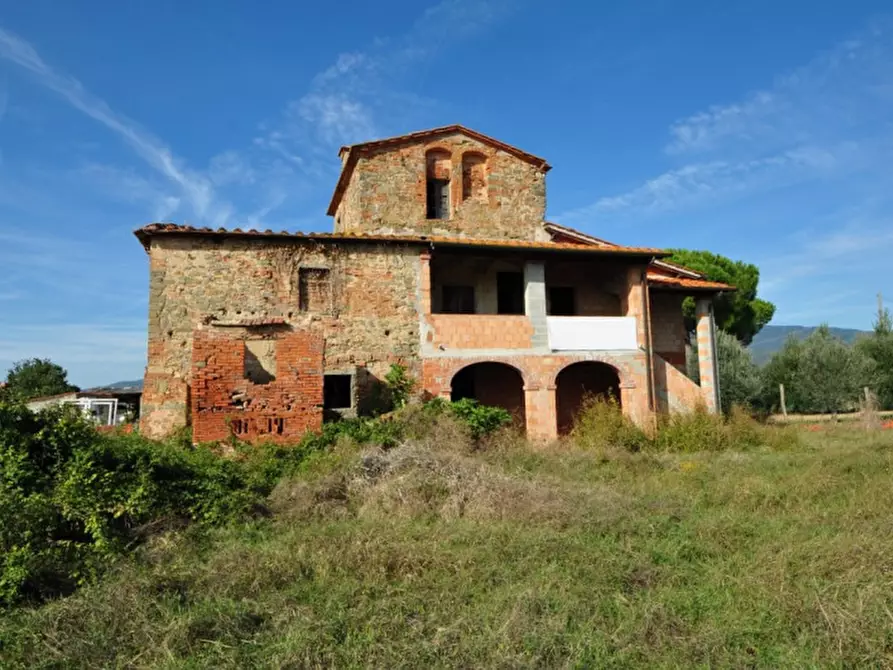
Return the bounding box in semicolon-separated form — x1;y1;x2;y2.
327;125;551;216
543;221;716;283
647;274;736;292
134;223;670;258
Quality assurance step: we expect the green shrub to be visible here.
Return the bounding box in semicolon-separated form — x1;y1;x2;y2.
570;395;647;452
384;364;415;410
0;402;271;607
440;398;512;440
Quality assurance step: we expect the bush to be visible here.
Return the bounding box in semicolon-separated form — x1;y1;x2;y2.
384;364;415;410
0;403;271;606
688;329;761;413
570;396;647;452
762;326;875;413
440;398;512;440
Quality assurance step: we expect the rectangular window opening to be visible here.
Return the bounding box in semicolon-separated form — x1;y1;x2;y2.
441;285;475;314
324;374;353;410
426;179;450;219
244;340;277;384
548;287;577;316
299;267;332;313
497;272;525;315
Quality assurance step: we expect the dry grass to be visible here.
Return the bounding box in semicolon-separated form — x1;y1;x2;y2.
3;415;893;668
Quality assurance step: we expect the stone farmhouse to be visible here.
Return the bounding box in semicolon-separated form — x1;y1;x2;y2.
135;125;732;443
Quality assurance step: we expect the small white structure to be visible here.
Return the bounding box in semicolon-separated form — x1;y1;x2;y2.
26;387;141;426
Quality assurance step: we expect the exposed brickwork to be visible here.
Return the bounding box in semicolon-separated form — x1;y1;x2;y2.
653;353;704;414
545;261;624;316
650;292;687;372
138;126;724;444
421;352;650;440
140;237;422;439
695;298;720;412
191;330;324;443
333;131;548;241
426;315;533;350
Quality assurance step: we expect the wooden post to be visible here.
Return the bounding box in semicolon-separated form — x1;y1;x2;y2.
779;383;787;419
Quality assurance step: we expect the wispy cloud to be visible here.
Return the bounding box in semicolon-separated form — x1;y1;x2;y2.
0;26;223;224
251;0;518;162
558;20;893;222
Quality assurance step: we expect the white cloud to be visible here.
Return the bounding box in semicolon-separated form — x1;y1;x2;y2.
560;146;844;221
0;26;222;223
558;20;893;222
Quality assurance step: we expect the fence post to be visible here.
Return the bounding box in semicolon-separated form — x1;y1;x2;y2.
779;383;787;419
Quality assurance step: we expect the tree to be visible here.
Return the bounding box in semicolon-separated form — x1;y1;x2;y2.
761;326;874;414
2;359;79;402
855;296;893;409
687;329;761;413
666;249;776;344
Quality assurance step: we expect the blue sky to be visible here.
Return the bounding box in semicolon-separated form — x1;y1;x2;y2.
1;1;892;387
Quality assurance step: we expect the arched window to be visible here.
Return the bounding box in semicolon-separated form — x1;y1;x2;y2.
462;152;487;202
425;149;452;220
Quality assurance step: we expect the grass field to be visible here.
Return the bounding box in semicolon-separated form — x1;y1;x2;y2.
3;420;893;668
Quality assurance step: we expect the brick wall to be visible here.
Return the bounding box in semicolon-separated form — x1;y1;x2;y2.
421;351;650;439
190;330;324;443
544;261;624;316
425;314;533;350
650;292;687;371
140;237;422;439
334;131;548;241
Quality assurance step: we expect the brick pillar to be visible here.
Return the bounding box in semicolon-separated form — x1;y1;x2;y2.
419;252;432;315
622;265;647;349
524;261;549;350
525;385;557;441
695;298;720;413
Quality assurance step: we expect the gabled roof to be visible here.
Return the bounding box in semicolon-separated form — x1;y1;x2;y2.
134;223;669;259
327;124;551;216
542;222;734;292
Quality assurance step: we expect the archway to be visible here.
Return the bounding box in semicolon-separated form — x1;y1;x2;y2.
450;362;525;430
555;362;622;435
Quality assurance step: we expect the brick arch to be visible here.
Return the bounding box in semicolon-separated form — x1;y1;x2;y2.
445;358;529;391
546;354;633;390
449;360;527;430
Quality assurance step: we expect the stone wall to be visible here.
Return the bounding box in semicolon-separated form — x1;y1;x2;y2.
140;237;422;439
191;330;323;443
333;131;548;241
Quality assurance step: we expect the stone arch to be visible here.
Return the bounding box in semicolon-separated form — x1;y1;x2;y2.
461;151;487;202
554;360;623;435
450;361;526;430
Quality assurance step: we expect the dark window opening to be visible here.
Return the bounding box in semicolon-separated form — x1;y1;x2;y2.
497;272;525;315
426;178;450;219
442;285;475;314
548;287;577;316
299;267;332;313
324;374;352;409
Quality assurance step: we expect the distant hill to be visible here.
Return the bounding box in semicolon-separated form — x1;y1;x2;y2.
749;325;869;365
103;379;144;391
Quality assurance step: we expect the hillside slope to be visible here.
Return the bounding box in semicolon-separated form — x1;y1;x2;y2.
749;324;868;364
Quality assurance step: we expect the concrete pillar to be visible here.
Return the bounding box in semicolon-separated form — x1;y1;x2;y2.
695;298;720;413
524;385;557;441
524;261;549;350
622;265;647;349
